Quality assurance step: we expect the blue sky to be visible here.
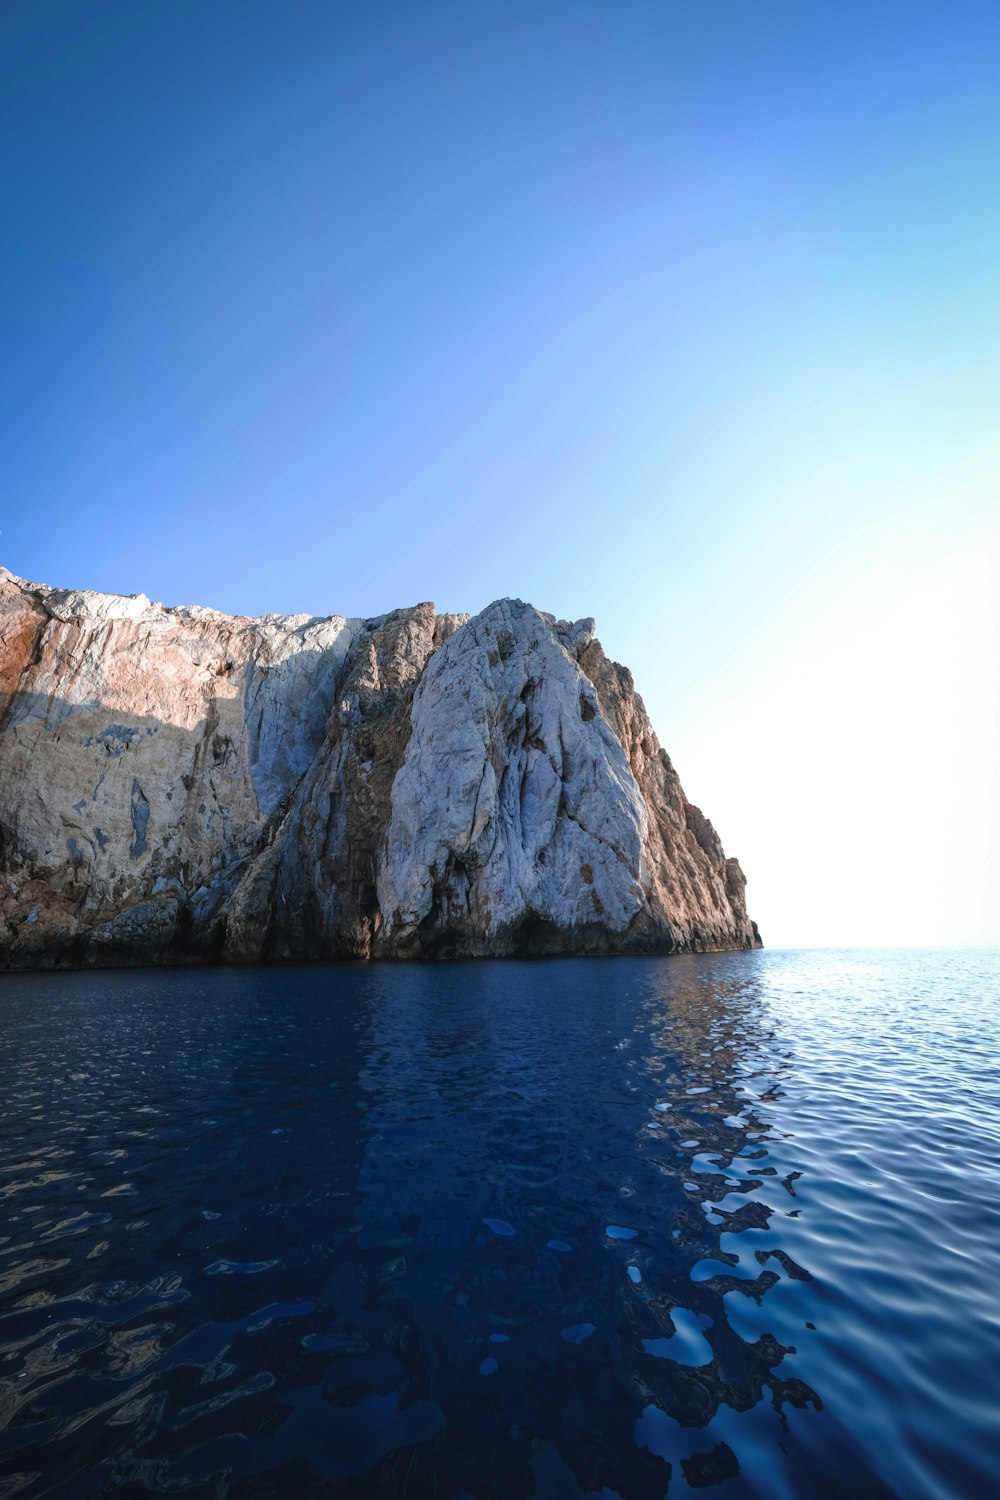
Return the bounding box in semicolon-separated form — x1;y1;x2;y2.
3;1;999;944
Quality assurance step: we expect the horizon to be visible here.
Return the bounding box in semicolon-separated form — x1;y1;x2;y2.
4;0;999;949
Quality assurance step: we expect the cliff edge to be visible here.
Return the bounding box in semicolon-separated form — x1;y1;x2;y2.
0;568;761;967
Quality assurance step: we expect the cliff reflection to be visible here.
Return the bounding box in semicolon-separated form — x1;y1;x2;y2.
1;957;887;1500
333;956;825;1497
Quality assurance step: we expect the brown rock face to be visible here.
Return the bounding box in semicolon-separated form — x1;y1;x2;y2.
576;636;761;953
224;604;465;961
0;568;760;968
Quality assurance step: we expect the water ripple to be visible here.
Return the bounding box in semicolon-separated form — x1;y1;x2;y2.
0;949;997;1497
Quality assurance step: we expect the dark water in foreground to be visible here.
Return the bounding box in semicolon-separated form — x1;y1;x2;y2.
0;950;997;1500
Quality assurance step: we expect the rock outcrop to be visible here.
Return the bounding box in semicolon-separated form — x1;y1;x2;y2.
0;568;761;968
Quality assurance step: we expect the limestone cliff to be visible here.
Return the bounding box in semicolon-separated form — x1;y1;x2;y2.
0;568;761;967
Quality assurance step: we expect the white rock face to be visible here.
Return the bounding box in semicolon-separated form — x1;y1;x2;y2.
378;600;650;950
0;567;760;967
244;614;359;818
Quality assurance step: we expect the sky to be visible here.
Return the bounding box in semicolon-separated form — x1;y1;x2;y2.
3;0;999;947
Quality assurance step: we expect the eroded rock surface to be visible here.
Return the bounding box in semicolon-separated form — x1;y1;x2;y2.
0;568;760;967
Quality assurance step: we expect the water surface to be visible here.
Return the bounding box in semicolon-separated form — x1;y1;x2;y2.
0;949;997;1497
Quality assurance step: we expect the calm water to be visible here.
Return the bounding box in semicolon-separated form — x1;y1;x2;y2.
0;949;997;1499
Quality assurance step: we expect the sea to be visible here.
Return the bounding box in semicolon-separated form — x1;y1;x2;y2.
0;948;997;1499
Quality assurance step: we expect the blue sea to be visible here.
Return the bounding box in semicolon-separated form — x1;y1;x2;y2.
0;949;997;1499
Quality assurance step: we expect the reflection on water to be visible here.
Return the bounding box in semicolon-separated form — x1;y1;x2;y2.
0;949;998;1497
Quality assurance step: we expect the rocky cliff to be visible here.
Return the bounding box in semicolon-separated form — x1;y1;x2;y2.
0;567;761;967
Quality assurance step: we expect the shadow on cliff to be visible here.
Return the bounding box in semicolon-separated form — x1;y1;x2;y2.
0;686;314;970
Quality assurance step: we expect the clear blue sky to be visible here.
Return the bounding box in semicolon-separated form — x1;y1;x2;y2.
3;1;999;945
